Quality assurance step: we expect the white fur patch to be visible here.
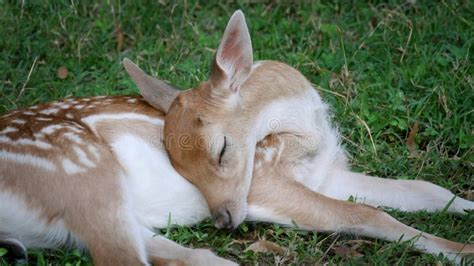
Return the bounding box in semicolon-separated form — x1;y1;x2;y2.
82;113;164;134
247;205;293;226
0;136;53;149
0;127;18;134
63;132;83;144
34;133;45;139
40;125;64;134
251;61;265;71
87;145;100;160
74;105;85;109
36;117;53;121
23;111;36;115
40;108;59;115
0;150;56;171
11;119;27;124
0;191;81;249
61;158;86;175
17;138;53;149
254;89;341;190
111;134;209;228
65;125;83;134
73;146;95;168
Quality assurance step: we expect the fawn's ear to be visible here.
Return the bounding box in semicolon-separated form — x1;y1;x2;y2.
210;10;253;94
123;58;180;113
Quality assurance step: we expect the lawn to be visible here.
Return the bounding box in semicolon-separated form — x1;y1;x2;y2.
0;0;473;265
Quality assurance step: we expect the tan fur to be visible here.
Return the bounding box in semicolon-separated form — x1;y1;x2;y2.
0;96;156;264
2;10;473;265
250;133;474;257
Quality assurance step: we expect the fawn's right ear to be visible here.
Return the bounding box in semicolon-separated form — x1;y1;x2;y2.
123;58;180;113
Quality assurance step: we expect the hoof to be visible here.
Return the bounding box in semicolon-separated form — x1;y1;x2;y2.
0;238;27;263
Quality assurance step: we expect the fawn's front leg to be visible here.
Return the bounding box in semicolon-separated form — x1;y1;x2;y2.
247;168;474;262
318;170;474;213
144;232;237;266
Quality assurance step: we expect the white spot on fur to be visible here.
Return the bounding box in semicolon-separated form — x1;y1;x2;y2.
127;99;138;103
74;105;85;109
65;125;83;134
40;108;59;115
11;119;27;124
0;127;18;134
29;105;39;109
0;150;56;171
61;158;86;175
40;125;64;134
73;146;95;168
0;136;53;149
59;104;71;110
82;113;163;134
63;132;83;144
87;145;100;160
34;133;45;139
36;117;53;121
65;113;74;119
23;111;36;115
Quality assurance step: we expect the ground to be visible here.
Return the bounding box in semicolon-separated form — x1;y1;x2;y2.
0;0;473;265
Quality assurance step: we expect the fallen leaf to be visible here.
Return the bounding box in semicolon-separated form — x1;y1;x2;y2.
332;245;363;258
344;239;374;249
57;66;69;79
115;24;124;51
406;121;419;156
245;240;288;256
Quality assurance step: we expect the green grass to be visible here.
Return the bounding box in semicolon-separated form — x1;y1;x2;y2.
1;0;473;265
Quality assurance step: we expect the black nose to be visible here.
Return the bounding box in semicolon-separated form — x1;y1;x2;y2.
213;208;234;229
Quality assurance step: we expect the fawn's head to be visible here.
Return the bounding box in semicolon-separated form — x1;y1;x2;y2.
125;11;256;228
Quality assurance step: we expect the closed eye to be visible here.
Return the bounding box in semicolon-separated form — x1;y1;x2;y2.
218;136;227;165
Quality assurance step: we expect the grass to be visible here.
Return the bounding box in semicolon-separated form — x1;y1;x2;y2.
0;0;473;265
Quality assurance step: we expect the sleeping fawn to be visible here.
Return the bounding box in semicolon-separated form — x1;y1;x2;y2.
0;10;472;265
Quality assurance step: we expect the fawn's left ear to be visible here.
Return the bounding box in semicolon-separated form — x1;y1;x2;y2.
123;58;180;113
210;10;253;94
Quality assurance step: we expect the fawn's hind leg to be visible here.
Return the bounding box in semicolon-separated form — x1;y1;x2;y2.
68;207;148;266
319;170;474;213
247;169;474;262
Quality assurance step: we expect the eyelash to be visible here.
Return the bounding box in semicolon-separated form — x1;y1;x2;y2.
218;136;227;165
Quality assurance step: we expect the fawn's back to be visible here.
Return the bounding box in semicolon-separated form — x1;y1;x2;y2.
0;96;209;250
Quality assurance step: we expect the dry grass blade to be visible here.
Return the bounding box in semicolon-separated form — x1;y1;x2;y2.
115;24;124;51
406;121;419;157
